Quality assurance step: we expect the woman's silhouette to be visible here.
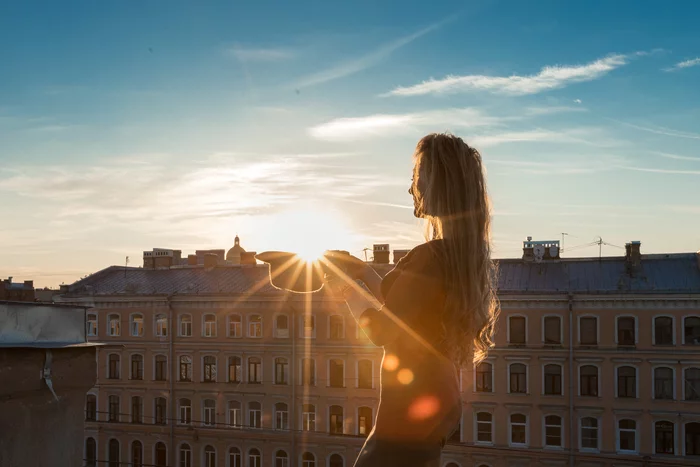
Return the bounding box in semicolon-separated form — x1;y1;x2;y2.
324;133;499;467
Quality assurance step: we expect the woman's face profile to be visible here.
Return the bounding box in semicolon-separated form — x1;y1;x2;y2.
409;158;427;218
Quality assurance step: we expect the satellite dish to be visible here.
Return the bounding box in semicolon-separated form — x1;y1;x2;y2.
533;244;545;262
549;245;559;258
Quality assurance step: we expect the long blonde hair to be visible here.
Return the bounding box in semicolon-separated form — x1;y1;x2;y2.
412;133;499;367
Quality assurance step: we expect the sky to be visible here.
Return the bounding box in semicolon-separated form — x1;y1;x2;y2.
1;0;699;287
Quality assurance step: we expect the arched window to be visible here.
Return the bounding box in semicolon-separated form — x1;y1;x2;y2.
509;363;527;394
179;443;192;467
655;421;674;454
179;314;192;337
579;316;598;345
228;356;242;383
130;313;144;337
302;314;315;338
330;315;344;339
179;398;192;425
275;314;289;338
580;365;598;396
544;364;562;395
685;317;700;345
476;362;493;392
617;316;636;345
154;397;167;425
508;315;526;344
302;358;315;386
329;359;344;388
302;404;316;431
544;415;562;447
179;355;193;381
203;399;216;426
203;314;217;337
509;413;527;446
329;405;343;434
108;395;120;422
655;316;674;345
544;316;561;344
131;395;143;423
204;445;216;467
654;367;674;400
685;368;700;401
581;417;599;450
301;452;315;467
444;464;460;467
275;402;289;430
203;356;217;382
228;314;242;338
155;355;167;381
686;422;700;456
275;357;289;385
329;454;344;467
155;314;167;337
248;357;262;383
155;442;166;467
358;406;373;436
85;394;97;421
228;400;242;427
228;447;241;467
476;412;493;443
274;450;288;467
249;401;262;428
85;437;97;467
249;315;262;337
618;419;637;452
108;313;121;336
108;353;120;379
358;360;372;389
87;313;97;336
617;366;637;398
131;354;144;380
108;439;120;467
248;448;261;467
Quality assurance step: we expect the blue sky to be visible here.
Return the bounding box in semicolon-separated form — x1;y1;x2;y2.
1;0;699;287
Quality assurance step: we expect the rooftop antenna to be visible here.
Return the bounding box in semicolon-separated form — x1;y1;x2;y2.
362;248;371;262
124;256;129;278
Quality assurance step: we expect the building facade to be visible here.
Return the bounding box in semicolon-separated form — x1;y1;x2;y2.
60;239;700;467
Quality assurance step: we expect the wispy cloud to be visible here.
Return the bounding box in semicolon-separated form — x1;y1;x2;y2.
384;52;642;97
663;57;700;72
657;152;700;162
609;119;700;140
228;45;296;62
296;17;452;88
471;127;623;148
309;108;504;141
524;105;588;116
620;166;700;175
487;155;625;175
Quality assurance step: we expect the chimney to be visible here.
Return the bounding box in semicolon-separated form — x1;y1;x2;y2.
203;253;218;268
187;254;197;266
393;249;410;264
625;241;642;275
23;280;33;289
373;244;390;264
522;236;534;261
143;251;155;269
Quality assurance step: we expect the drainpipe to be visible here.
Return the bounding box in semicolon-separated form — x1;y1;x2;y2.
568;293;575;467
167;293;176;463
290;302;297;464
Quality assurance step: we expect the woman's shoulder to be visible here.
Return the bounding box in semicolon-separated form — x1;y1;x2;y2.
397;240;446;273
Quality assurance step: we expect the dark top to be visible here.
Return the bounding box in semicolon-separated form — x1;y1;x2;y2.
354;241;462;466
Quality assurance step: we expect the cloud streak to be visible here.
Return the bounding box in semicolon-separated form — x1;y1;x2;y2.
384;52;641;97
657;152;700;162
663;57;700;72
609;119;700;140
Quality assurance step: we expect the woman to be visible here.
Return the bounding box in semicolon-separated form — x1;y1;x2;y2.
324;133;499;467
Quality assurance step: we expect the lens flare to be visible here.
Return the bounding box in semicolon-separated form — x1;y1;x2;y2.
407;395;440;421
397;368;414;385
383;354;399;372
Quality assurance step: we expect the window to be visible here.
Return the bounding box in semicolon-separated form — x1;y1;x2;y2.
228;314;242;338
617;317;635;345
85;438;97;467
580;316;597;345
617;366;637;398
203;399;216;426
358;406;373;436
203;356;217;382
329;454;343;467
655;367;674;400
509;316;526;344
108;395;120;422
86;394;97;421
274;450;288;467
509;363;527;394
108;439;120;467
203;314;217;337
618;419;637;452
249;401;262;429
544;316;561;344
228;356;242;383
685;317;700;345
302;358;315;386
108;314;120;336
130;314;144;337
179;314;192;337
476;362;493;393
275;357;289;385
275;402;289;430
228;400;242;427
687;422;700;455
655;316;674;345
155;442;167;467
329;359;344;388
302;452;315;467
155;314;167;337
248;357;262;384
131;441;143;467
131;354;144;380
179;355;193;382
685;368;700;400
358;360;372;389
179;443;192;467
580;365;598;396
544;364;562;395
476;412;493;443
329;405;344;434
302;314;315;338
249;314;262;337
179;398;191;425
330;315;344;339
248;449;261;467
229;447;241;467
155;355;167;381
87;313;97;337
544;415;562;448
581;417;599;450
131;396;143;423
656;421;675;454
302;404;316;431
204;445;216;467
108;354;120;379
155;397;167;425
275;314;288;338
510;414;527;446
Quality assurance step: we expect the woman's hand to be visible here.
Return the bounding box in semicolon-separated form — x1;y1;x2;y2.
321;250;369;281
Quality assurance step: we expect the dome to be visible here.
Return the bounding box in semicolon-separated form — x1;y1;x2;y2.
226;235;246;264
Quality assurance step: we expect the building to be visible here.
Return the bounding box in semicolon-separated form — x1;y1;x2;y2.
59;237;700;467
1;276;35;301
